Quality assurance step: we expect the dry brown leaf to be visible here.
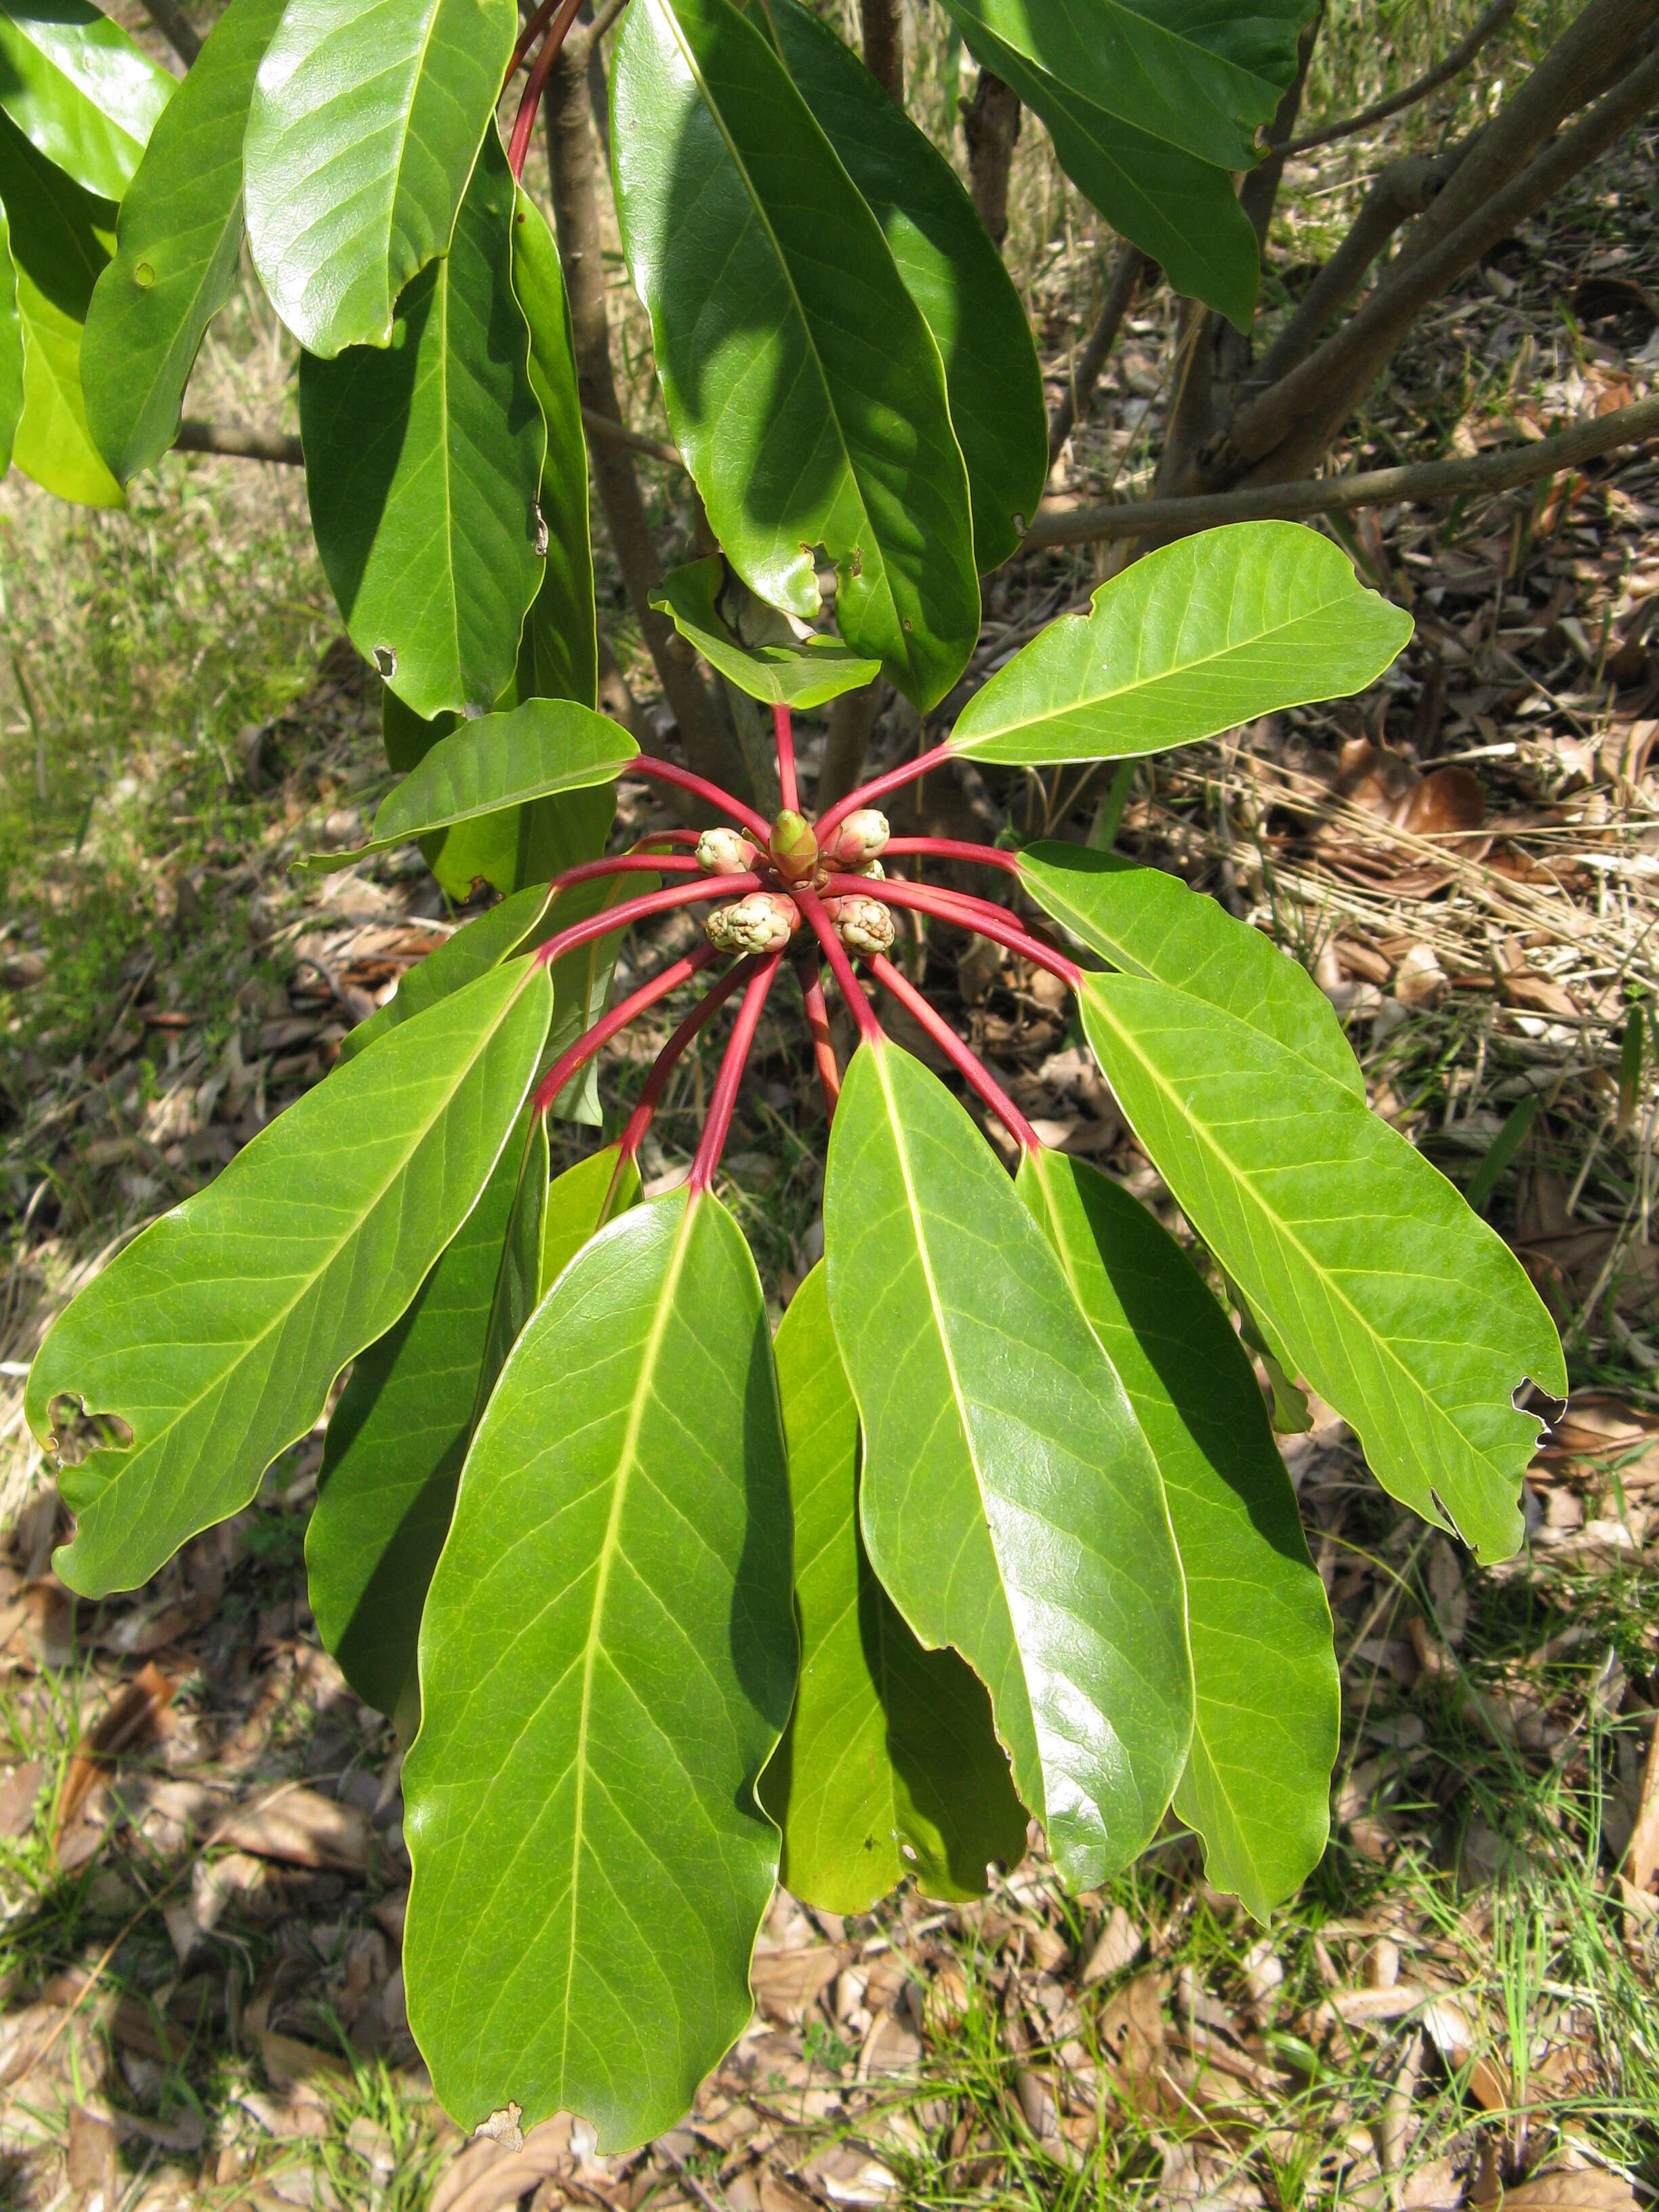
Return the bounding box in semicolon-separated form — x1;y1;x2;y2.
214;1783;376;1872
66;2103;118;2207
0;1759;45;1839
56;1660;174;1848
1500;2172;1643;2212
1082;1905;1145;1984
750;1945;844;2024
1623;1721;1659;1895
256;2027;352;2091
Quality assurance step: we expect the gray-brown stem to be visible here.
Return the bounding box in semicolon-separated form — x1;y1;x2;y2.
962;71;1021;248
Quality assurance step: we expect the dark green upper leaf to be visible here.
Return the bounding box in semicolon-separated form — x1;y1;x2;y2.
651;555;880;710
760;1263;1027;1912
1076;974;1568;1563
823;1040;1191;1890
244;0;516;355
83;0;287;483
0;0;172;201
513;188;598;714
756;0;1045;572
611;0;979;710
954;524;1412;764
1019;1150;1337;1918
403;1187;795;2149
26;960;553;1597
299;123;546;720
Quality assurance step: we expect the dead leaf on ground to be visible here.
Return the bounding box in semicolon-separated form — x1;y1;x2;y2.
750;1944;844;2024
1500;2173;1643;2212
213;1782;376;1872
56;1660;174;1847
0;1759;45;1837
66;2103;117;2206
1622;1722;1659;1895
1082;1905;1145;1984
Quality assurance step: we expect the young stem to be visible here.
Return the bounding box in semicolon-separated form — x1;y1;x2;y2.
628;756;774;844
614;957;759;1176
823;874;1082;987
533;872;761;971
798;963;841;1120
689;956;783;1193
882;837;1022;875
815;740;957;843
794;883;883;1046
508;0;584;178
866;953;1039;1155
510;0;563;75
531;945;721;1118
773;703;798;814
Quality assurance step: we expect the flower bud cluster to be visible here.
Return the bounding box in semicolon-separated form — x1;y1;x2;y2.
705;891;800;956
823;895;893;958
696;826;760;876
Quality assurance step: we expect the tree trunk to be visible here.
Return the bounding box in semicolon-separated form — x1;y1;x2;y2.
962;72;1021;248
859;0;903;104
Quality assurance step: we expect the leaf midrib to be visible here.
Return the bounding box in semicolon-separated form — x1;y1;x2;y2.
960;0;1276;131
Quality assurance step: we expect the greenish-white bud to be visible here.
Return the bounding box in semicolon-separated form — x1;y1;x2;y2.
705;891;800;955
823;809;889;867
825;895;893;958
696;826;760;876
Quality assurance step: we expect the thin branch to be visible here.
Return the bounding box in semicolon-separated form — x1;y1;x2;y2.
581;405;682;468
816;741;958;843
867;953;1039;1153
796;885;883;1046
628;756;774;842
1022;392;1659;548
1048;245;1147;468
798;963;841;1120
858;0;904;102
1282;0;1517;155
615;956;758;1171
690;956;783;1191
533;873;760;972
138;0;199;66
176;420;303;465
532;944;719;1115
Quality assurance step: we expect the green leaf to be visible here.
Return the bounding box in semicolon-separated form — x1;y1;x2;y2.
243;0;517;356
611;0;979;710
940;0;1307;173
298;123;546;720
937;18;1258;326
1017;844;1361;1095
539;1142;638;1298
1018;1151;1338;1919
0;200;23;472
0;0;172;201
954;523;1413;764
0;107;120;506
308;1109;549;1726
823;1040;1191;1889
513;188;598;714
754;0;1045;571
337;880;553;1066
403;1187;795;2148
1075;973;1567;1564
26;960;553;1597
82;0;287;483
538;860;654;1126
759;1264;1027;1912
651;555;880;710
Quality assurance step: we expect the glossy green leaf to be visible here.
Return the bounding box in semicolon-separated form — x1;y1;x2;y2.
1075;974;1567;1563
0;201;22;472
299;124;546;721
1018;1151;1337;1918
941;0;1307;172
0;0;172;201
759;1264;1027;1912
651;555;880;710
244;0;516;356
539;1143;638;1298
823;1040;1191;1889
954;524;1412;764
755;0;1045;571
0;108;120;506
937;17;1258;326
309;1110;549;1727
338;881;555;1067
611;0;979;710
513;188;598;714
1017;844;1361;1095
26;960;553;1597
82;0;287;483
403;1187;795;2148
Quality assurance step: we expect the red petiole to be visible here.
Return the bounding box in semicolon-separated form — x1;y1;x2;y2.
866;954;1038;1153
773;704;798;814
614;956;759;1175
798;963;840;1120
881;837;1021;876
827;874;1081;988
814;740;956;843
506;0;583;178
628;757;775;844
532;944;719;1118
690;956;783;1192
795;882;882;1045
532;872;760;971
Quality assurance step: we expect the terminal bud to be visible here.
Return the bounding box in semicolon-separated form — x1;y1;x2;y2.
769;808;819;884
705;891;800;955
695;826;760;876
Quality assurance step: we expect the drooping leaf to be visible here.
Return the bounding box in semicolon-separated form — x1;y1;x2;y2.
0;108;120;506
308;1110;549;1727
26;960;554;1597
338;881;556;1067
512;188;598;714
403;1187;795;2148
1018;1150;1338;1919
754;0;1045;571
0;0;172;201
1017;844;1361;1094
940;0;1308;173
611;0;979;710
651;555;880;710
759;1264;1027;1912
244;0;517;355
0;202;23;473
539;1142;638;1298
953;524;1412;764
1075;974;1568;1563
299;123;546;721
823;1040;1191;1889
82;0;287;483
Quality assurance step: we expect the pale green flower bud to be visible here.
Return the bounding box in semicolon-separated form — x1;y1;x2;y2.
696;826;760;876
769;808;819;884
825;895;893;958
822;809;889;867
705;891;800;955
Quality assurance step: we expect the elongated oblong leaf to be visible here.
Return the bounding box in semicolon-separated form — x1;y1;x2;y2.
308;1111;549;1726
651;556;880;710
0;0;172;201
403;1187;795;2148
0;108;120;506
245;0;516;355
760;1264;1027;1911
611;0;979;710
1076;974;1567;1562
513;189;598;713
0;203;22;473
954;525;1412;764
83;0;287;483
1019;1151;1337;1918
299;124;546;721
823;1040;1191;1889
26;960;553;1597
1018;844;1361;1094
339;882;554;1067
757;0;1044;571
539;1141;638;1297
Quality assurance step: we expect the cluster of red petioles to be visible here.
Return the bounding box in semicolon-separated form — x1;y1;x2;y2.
522;703;1085;1196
